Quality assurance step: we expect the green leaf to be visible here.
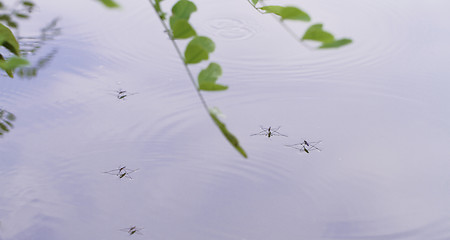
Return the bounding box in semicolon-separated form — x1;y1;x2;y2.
260;6;284;15
0;54;13;77
171;19;196;39
15;13;29;19
0;56;29;70
97;0;120;8
209;110;247;158
5;113;15;121
251;0;259;5
198;63;228;91
22;1;35;7
260;6;310;21
4;120;13;128
170;0;197;28
319;38;352;49
7;21;18;29
302;24;335;43
0;123;8;132
0;14;11;21
0;23;20;55
153;0;166;20
184;36;215;64
0;56;29;77
279;6;310;21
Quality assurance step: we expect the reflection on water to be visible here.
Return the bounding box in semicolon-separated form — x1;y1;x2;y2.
0;109;15;136
0;0;35;29
17;18;60;78
0;0;60;79
1;0;450;239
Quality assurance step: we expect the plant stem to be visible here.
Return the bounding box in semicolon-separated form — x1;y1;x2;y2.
148;0;210;113
251;0;312;50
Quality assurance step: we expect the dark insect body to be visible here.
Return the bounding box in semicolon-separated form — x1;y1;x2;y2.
251;126;287;138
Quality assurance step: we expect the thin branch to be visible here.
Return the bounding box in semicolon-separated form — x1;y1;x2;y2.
250;0;313;50
148;0;210;113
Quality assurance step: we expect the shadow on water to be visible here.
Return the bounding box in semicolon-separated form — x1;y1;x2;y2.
0;108;15;137
0;0;60;79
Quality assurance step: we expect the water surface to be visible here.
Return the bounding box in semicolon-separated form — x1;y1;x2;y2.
1;0;450;239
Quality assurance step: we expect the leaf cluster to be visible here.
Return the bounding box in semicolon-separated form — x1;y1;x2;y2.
0;109;16;136
154;0;247;157
0;23;28;77
251;0;352;49
0;0;35;29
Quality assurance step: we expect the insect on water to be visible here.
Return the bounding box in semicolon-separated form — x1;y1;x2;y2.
114;89;138;100
251;126;287;138
285;140;322;153
103;166;139;179
120;226;143;236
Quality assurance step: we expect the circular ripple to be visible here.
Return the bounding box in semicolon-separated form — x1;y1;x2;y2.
202;18;257;41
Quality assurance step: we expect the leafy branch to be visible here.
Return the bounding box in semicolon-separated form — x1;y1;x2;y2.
148;0;247;158
249;0;352;49
0;23;28;77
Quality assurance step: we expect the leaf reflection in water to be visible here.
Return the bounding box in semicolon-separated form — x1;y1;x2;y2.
0;109;16;137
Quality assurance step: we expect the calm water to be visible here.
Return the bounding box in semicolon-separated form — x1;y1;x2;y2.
1;0;450;239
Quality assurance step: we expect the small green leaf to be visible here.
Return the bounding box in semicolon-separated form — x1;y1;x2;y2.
198;63;228;91
260;6;310;21
260;6;284;15
302;24;334;43
251;0;259;5
7;21;18;29
184;36;215;64
4;120;13;127
97;0;120;8
153;0;166;20
0;23;20;55
319;38;352;49
0;14;11;21
22;1;35;7
171;19;196;39
0;54;13;77
170;0;197;28
210;110;247;158
15;13;29;19
0;123;8;132
279;6;310;21
0;56;29;70
5;112;15;121
0;56;29;77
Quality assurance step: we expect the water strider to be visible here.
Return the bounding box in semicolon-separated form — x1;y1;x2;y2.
120;226;144;236
103;166;139;179
251;126;287;138
114;89;138;100
285;140;322;153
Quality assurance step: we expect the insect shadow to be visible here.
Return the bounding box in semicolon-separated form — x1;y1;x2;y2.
120;226;143;236
251;126;287;138
103;166;139;179
285;140;322;153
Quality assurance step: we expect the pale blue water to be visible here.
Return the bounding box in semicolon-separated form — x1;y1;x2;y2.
1;0;450;239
